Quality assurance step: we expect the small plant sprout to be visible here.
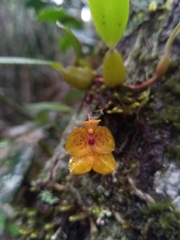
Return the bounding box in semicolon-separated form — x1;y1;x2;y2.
65;119;116;174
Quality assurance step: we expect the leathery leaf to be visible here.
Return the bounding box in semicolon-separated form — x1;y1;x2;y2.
103;49;126;87
88;0;129;47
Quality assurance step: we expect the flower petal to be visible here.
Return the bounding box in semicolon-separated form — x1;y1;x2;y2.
92;152;116;174
65;128;89;156
69;153;93;174
92;126;115;153
82;119;101;130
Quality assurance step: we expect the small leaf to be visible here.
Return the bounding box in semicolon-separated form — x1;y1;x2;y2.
0;57;63;71
26;102;74;114
57;22;83;59
88;0;129;47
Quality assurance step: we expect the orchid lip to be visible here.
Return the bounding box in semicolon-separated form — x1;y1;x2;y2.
88;136;95;146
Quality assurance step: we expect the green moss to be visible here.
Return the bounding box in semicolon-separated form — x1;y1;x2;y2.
149;201;176;212
95;221;130;240
152;76;180;124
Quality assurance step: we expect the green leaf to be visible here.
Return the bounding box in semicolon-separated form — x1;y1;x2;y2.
0;57;63;71
38;8;82;29
57;22;83;59
88;0;129;47
26;102;74;114
59;36;72;53
25;0;49;12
